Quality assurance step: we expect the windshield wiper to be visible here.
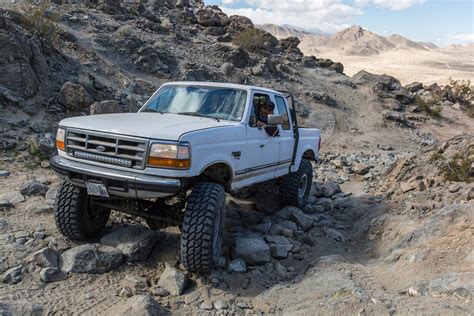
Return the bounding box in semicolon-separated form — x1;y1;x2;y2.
141;108;164;114
177;112;220;122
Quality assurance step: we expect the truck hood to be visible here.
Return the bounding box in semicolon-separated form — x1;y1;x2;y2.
60;113;236;140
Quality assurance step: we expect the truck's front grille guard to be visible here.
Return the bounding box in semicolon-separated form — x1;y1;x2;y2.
65;129;149;170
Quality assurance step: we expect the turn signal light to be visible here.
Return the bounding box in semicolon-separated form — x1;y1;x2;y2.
148;157;190;169
56;140;65;151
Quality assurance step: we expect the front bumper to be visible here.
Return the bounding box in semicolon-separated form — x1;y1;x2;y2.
49;155;181;198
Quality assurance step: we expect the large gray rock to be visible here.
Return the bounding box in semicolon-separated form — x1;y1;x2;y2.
2;266;23;284
29;247;59;268
290;208;314;231
59;82;91;112
0;192;25;204
100;225;158;262
255;191;280;214
18;181;48;196
60;244;123;274
227;258;247;273
40;267;68;283
265;235;293;259
233;236;270;265
405;82;424;93
316;198;334;212
157;265;187;296
322;181;341;198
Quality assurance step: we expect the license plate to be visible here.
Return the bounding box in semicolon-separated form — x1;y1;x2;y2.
85;182;109;197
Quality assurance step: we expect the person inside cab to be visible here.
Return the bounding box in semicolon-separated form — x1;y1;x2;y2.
256;100;275;127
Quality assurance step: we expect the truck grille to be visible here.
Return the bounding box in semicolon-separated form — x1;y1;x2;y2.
65;129;149;169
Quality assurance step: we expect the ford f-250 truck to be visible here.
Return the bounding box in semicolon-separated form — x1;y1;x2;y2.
50;82;321;273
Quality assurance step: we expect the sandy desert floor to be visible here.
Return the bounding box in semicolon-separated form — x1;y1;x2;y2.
302;47;474;85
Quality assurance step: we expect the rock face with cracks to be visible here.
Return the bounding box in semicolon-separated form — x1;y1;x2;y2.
100;225;158;262
60;244;123;274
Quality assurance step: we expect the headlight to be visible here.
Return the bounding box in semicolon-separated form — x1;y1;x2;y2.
148;143;190;169
56;128;65;151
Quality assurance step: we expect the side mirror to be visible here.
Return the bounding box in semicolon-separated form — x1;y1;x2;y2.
267;114;283;125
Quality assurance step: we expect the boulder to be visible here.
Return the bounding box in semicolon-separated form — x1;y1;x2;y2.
90;100;121;115
0;192;25;204
255;191;280;214
29;247;59;268
2;266;23;284
404;82;424;93
60;244;123;274
290;208;314;231
40;267;68;283
233;236;270;265
322;181;341;198
352;163;370;175
228;15;253;33
265;235;293;259
316;198;334;212
329;62;344;74
227;258;247;273
196;7;229;27
157;265;187;296
280;36;300;50
18;181;48;196
30;133;55;158
0;170;10;177
382;110;414;128
59;82;91;112
100;225;158;262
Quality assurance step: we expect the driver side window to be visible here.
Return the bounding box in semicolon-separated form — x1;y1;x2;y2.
249;93;271;127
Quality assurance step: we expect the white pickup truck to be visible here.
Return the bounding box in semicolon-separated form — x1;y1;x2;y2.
50;82;321;273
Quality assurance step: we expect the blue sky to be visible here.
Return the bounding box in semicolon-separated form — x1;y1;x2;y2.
204;0;474;46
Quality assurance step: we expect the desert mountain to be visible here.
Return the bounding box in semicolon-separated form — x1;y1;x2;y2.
261;24;438;56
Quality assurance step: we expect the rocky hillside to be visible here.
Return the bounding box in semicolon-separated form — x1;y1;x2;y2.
0;0;473;315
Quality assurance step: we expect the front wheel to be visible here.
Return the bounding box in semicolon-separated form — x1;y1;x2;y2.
54;182;110;240
279;159;313;208
180;182;225;273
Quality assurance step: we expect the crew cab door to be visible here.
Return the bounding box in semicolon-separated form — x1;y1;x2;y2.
236;91;280;187
273;94;295;178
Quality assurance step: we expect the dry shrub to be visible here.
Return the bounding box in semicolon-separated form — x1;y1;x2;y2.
11;0;62;44
441;153;472;183
233;28;267;52
414;96;441;118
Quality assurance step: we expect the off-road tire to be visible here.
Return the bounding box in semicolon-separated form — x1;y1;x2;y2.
180;182;225;273
54;182;110;241
279;159;313;208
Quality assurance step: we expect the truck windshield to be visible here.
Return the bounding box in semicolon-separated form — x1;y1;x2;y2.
141;85;247;122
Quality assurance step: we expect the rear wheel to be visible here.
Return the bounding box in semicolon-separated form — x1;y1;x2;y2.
279;159;313;208
180;182;225;273
54;182;110;240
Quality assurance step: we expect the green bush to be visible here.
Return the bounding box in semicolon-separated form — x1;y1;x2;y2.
233;28;267;52
414;96;441;118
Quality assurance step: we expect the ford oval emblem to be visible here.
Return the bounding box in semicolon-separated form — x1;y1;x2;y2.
96;145;106;152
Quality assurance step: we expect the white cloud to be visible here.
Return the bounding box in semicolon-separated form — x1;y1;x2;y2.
440;33;474;46
364;0;425;10
221;0;363;33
